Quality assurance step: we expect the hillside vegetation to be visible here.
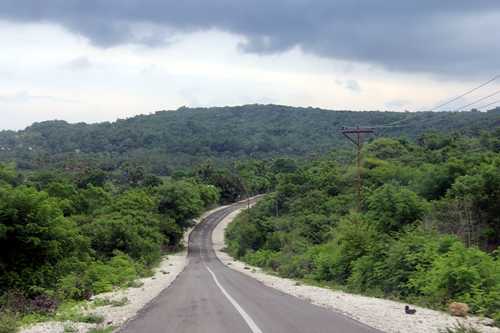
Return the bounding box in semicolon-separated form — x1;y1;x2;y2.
1;105;498;174
0;106;499;331
226;130;500;323
0;164;227;330
0;149;286;331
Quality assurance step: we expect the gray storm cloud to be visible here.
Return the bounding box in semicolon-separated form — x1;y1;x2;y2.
1;0;499;77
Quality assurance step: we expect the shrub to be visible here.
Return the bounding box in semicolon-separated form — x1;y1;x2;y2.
494;312;500;327
411;242;500;316
57;253;140;297
366;184;429;233
29;294;59;314
347;254;385;295
226;214;263;258
157;181;204;226
275;253;314;279
158;217;183;249
0;186;89;294
243;250;278;268
83;212;163;265
87;327;115;333
379;228;458;296
78;313;104;324
83;253;140;294
314;214;385;284
0;311;18;333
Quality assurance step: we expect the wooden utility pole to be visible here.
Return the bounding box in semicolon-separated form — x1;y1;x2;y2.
341;126;374;211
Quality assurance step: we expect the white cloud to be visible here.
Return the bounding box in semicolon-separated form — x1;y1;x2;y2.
65;56;92;70
0;20;498;130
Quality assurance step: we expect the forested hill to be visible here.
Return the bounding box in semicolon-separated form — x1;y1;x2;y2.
1;104;499;173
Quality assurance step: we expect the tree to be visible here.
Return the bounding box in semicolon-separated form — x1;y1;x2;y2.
366;184;429;232
83;212;163;265
157;181;204;225
0;186;88;293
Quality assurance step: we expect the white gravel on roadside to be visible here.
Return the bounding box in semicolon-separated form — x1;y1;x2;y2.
213;209;500;333
21;205;229;333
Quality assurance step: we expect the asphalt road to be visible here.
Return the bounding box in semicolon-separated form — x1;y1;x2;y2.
120;202;382;333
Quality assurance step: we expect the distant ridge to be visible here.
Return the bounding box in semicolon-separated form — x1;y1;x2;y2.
0;105;498;173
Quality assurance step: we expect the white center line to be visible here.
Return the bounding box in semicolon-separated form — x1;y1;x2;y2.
205;264;264;333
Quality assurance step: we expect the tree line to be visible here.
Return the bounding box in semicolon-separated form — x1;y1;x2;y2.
1;105;498;174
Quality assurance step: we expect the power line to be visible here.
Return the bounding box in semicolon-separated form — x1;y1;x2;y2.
429;74;500;111
453;89;500;111
356;113;420;129
476;99;500;110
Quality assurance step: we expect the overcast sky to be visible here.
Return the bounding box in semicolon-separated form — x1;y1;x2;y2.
1;0;500;130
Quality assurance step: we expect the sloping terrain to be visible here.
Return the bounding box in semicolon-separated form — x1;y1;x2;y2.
1;105;498;173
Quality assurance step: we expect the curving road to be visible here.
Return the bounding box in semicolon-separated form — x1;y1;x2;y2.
120;202;382;333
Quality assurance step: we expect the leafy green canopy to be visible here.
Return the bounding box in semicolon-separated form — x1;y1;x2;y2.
226;131;500;318
0;166;220;311
1;105;498;173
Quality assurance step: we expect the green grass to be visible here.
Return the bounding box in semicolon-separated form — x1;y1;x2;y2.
77;313;105;324
87;326;116;333
93;297;129;307
63;324;78;333
19;300;103;325
126;280;144;288
0;311;19;333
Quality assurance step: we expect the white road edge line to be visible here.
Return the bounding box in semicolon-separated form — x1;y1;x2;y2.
205;265;264;333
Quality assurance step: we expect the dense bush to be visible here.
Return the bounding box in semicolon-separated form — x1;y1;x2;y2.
366;184;429;232
377;228;457;297
83;213;163;266
410;243;500;316
0;165;226;327
0;311;18;333
0;186;88;295
317;214;385;284
226;132;500;319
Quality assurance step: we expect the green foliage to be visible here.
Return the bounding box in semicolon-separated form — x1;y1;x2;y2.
198;184;220;208
0;107;499;325
242;250;279;268
0;164;22;187
366;138;408;160
226;129;500;319
494;312;500;328
411;243;500;316
377;228;458;296
0;163;222;325
78;313;104;324
87;327;115;333
1;105;498;174
72;185;111;215
0;311;18;333
58;253;140;297
157;181;204;226
92;297;128;307
0;185;88;295
83;213;163;265
366;184;429;232
226;212;264;258
318;214;385;284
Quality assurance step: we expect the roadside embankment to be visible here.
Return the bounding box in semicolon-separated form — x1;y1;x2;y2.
213;209;500;333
